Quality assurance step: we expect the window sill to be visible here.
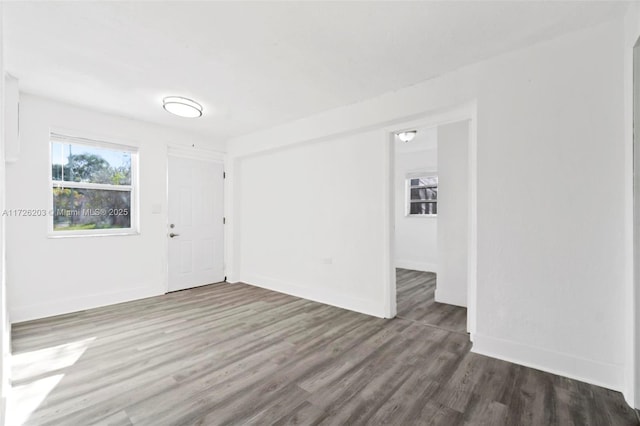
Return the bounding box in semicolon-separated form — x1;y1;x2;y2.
47;230;140;239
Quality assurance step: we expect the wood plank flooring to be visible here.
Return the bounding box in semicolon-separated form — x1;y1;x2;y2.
10;279;638;425
396;268;467;333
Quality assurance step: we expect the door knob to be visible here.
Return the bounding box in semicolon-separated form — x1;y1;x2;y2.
169;232;180;238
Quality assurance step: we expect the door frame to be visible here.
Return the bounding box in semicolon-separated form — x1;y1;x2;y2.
383;101;478;338
165;145;226;293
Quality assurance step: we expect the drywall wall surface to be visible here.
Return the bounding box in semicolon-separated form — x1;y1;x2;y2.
0;6;10;422
472;20;625;390
237;129;388;317
625;1;640;408
6;94;225;322
227;20;627;391
394;127;438;272
436;120;469;307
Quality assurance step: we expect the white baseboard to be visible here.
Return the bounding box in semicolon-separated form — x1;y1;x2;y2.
395;260;437;273
622;387;636;410
225;272;239;284
472;333;624;392
434;288;467;308
10;284;163;323
241;273;387;318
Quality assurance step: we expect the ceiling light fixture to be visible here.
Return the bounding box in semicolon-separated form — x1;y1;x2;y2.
162;96;203;118
397;130;417;142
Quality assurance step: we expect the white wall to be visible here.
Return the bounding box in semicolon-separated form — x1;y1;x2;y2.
394;127;437;272
6;94;225;322
0;4;9;422
624;1;640;409
227;20;629;394
237;130;388;316
435;121;469;308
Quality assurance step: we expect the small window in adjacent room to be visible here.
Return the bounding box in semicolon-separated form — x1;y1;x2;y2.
407;174;438;216
49;133;138;236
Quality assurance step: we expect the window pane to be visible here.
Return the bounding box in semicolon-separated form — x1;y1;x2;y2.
426;187;437;200
53;187;131;231
410;176;437;187
428;202;437;215
410;202;425;215
51;142;132;185
410;187;437;201
410;201;437;215
410;188;424;200
423;176;438;187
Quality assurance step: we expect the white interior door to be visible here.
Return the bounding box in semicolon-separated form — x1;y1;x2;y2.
168;155;224;291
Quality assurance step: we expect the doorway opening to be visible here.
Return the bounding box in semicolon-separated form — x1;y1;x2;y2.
385;102;477;338
393;123;468;333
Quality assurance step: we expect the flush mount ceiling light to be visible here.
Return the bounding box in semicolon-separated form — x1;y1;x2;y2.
397;130;417;142
162;96;203;118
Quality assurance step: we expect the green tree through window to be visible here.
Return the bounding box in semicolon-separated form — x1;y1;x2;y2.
50;137;137;233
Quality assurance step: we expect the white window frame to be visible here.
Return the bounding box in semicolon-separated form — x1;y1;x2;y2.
406;171;438;217
48;132;140;237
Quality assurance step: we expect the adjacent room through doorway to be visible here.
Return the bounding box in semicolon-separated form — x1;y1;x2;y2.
393;120;470;334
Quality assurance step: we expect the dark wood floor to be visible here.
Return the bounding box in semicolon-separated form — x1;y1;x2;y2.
10;279;638;425
396;268;467;333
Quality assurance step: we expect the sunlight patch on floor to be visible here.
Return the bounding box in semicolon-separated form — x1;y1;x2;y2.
8;337;95;425
10;374;64;425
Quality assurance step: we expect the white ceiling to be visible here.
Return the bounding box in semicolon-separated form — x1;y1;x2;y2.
3;1;627;140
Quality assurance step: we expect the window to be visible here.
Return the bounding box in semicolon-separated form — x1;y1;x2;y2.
407;174;438;216
50;134;138;235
